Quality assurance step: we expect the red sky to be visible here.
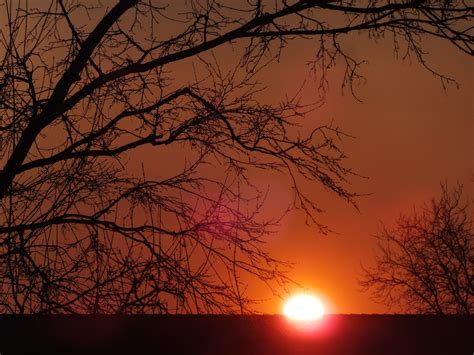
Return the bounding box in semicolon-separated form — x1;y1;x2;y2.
143;31;472;313
1;0;471;315
251;36;473;314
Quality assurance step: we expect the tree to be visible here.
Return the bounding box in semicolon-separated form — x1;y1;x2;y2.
360;184;474;314
0;0;472;314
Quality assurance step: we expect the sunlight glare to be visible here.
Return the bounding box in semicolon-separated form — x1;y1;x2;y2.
283;294;325;321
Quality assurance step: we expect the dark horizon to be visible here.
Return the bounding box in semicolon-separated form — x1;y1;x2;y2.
1;314;472;354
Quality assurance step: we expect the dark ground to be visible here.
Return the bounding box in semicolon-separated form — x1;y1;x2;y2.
0;314;472;354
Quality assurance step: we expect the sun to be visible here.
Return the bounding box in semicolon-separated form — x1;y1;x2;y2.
283;294;325;321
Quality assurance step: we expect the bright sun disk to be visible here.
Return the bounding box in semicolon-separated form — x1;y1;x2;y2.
283;294;325;321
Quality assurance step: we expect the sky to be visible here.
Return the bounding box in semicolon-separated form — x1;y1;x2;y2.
251;35;473;314
1;0;472;315
146;28;473;314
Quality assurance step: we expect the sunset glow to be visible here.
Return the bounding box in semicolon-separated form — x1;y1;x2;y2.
283;294;325;321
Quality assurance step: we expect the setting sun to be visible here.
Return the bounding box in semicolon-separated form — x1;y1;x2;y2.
283;294;325;321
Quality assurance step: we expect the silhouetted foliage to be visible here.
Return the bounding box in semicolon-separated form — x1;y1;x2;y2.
361;184;474;314
0;0;472;313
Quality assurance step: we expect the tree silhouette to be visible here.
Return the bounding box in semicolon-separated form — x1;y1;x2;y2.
0;1;472;313
360;184;473;314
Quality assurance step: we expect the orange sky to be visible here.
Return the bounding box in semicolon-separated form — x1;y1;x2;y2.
138;31;473;314
251;36;473;314
1;1;472;315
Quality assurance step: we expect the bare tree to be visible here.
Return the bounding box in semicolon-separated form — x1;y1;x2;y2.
0;0;472;314
360;184;474;314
